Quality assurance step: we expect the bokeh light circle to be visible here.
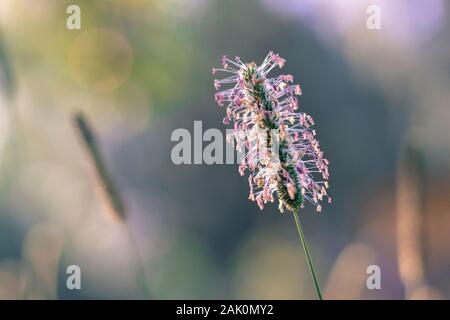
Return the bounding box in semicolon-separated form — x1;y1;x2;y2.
67;28;133;93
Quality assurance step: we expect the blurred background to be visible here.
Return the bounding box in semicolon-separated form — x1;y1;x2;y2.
0;0;449;299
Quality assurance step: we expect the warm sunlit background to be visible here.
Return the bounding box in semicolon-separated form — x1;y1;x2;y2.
0;0;449;299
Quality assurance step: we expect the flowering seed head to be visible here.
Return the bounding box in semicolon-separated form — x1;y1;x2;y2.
212;52;330;213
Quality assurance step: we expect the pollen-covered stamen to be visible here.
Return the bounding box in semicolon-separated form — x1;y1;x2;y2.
213;51;330;213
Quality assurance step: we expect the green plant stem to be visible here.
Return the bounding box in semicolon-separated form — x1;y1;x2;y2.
292;210;323;300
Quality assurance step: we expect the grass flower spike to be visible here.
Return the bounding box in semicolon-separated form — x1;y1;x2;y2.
213;52;330;300
213;52;330;213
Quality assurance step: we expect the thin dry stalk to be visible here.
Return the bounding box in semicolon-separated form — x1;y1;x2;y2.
396;144;426;298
